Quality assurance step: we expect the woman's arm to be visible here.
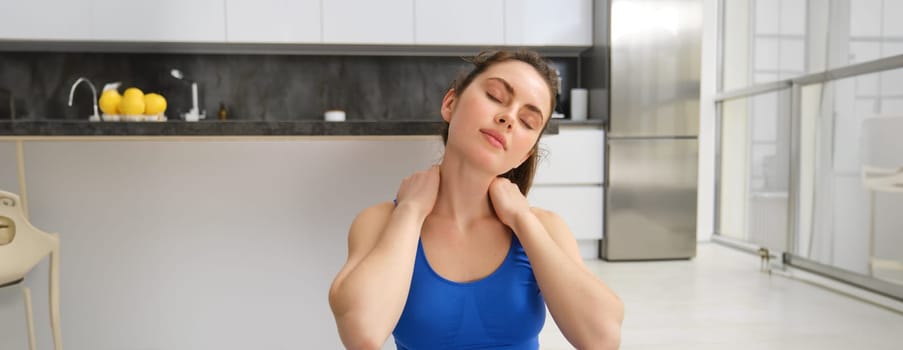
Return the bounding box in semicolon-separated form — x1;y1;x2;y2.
516;208;624;350
490;178;624;350
328;166;439;350
328;202;424;349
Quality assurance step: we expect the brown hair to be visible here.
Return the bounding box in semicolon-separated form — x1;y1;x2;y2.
440;49;559;196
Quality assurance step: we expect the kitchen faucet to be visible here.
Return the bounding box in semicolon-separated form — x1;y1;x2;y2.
170;68;205;121
68;77;101;122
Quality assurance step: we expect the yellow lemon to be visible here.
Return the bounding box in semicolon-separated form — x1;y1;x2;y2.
144;93;167;115
98;89;122;114
119;94;146;115
123;87;144;99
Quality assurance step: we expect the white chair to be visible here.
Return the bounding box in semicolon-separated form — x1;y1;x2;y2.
860;116;903;284
0;190;62;350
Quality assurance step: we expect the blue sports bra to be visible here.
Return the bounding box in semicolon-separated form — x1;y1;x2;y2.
391;234;546;349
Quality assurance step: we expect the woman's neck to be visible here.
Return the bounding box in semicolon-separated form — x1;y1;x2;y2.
431;154;498;234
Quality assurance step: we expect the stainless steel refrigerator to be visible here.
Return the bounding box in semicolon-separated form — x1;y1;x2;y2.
600;0;701;260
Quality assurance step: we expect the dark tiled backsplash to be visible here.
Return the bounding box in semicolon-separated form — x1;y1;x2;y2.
0;52;577;121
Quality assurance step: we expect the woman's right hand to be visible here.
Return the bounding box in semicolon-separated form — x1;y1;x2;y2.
395;165;440;220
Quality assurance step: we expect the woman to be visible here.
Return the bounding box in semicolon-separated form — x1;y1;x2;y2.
328;50;624;350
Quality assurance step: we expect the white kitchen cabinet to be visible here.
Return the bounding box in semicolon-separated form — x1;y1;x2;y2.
0;0;91;40
529;186;604;240
529;125;605;250
2;0;591;48
91;0;226;42
505;0;593;46
534;127;605;185
322;0;414;44
530;126;606;244
414;0;504;45
226;0;320;43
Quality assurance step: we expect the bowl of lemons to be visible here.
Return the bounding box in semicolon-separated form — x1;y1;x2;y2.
99;85;168;122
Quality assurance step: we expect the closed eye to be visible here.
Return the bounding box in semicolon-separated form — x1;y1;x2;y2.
486;92;501;103
520;119;535;130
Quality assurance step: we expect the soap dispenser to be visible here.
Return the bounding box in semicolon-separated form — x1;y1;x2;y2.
218;102;227;120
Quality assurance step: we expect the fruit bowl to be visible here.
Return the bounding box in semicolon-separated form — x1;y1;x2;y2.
98;85;168;122
98;114;168;122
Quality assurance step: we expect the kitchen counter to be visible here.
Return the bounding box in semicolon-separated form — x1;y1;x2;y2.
0;119;574;138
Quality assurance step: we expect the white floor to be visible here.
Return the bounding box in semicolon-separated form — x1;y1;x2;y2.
538;243;903;350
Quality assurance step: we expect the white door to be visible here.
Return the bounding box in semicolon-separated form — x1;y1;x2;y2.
322;0;414;44
92;0;226;42
414;0;504;45
226;0;321;43
505;0;592;46
0;0;91;40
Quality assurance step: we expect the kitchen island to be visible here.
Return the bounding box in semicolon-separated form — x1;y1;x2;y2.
0;120;602;350
0;119;585;137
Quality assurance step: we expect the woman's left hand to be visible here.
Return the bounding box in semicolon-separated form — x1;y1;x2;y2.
489;177;533;229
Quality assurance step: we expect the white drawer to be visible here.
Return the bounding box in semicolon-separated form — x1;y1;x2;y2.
528;185;604;240
534;128;605;185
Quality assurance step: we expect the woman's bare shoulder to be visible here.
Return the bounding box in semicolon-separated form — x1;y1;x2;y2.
351;201;395;230
529;206;585;265
331;201;397;294
347;201;396;242
529;207;565;226
529;207;574;238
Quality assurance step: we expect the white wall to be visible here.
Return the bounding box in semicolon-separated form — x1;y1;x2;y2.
0;138;445;350
696;0;718;242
